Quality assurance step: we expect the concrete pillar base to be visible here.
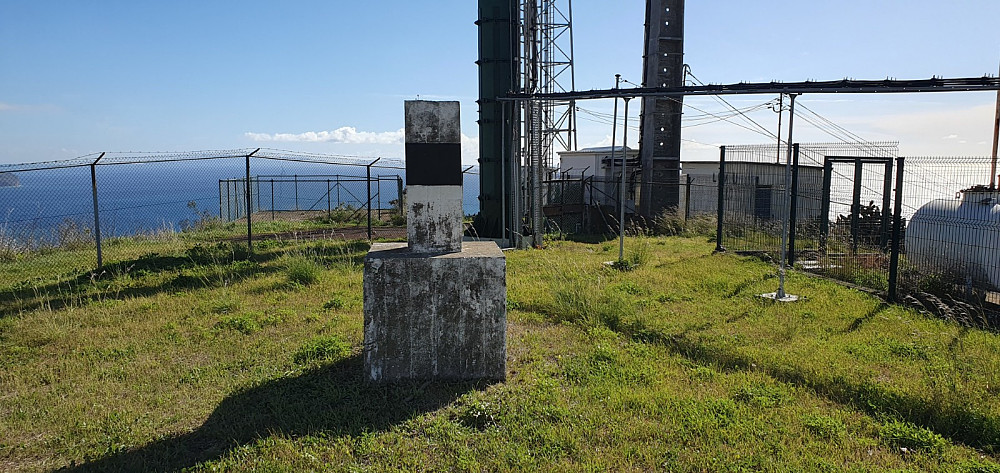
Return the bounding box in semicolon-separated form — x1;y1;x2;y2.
363;241;506;382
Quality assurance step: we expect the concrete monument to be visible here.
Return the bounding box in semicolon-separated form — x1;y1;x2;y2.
363;101;507;382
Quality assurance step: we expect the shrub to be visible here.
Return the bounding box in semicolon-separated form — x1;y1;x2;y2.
215;314;260;335
293;335;350;365
285;256;321;285
880;419;948;454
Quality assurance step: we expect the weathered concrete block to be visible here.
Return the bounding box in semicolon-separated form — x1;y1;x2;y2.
407;185;463;254
363;241;506;382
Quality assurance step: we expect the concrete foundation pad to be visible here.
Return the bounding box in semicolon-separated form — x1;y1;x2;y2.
363;241;506;382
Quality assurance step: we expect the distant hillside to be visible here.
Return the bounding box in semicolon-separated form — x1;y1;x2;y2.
0;172;19;187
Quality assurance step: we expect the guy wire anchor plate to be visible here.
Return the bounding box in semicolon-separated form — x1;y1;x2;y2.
758;292;800;303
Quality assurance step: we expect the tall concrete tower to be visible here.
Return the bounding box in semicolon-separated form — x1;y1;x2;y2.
638;0;684;219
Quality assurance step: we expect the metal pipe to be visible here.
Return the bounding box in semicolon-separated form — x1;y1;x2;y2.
610;74;621;256
367;158;380;240
775;94;784;164
246;149;259;257
90;152;105;268
819;158;833;252
619;97;630;263
787;144;800;266
776;93;798;299
888;157;905;302
684;174;692;220
716;146;726;253
851;158;863;253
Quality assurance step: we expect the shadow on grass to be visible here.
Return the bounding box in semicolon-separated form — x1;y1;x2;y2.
62;354;486;472
846;302;889;332
0;251;283;317
623;321;1000;454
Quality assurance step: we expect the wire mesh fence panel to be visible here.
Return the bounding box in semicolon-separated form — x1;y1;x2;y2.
0;149;489;274
0;165;97;268
717;143;903;298
811;157;896;293
897;156;1000;307
719;145;794;255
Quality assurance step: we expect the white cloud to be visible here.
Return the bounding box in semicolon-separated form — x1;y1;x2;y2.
943;134;959;140
245;127;404;144
0;102;57;112
245;126;482;165
461;134;480;165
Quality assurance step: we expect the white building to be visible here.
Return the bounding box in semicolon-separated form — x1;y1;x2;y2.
557;146;639;209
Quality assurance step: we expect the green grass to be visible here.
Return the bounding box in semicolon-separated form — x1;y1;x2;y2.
1;231;1000;471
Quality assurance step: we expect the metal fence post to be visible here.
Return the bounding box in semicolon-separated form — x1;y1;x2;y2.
327;179;331;218
294;174;299;211
715;146;726;252
256;177;261;213
819;158;833;252
270;179;275;221
245;149;258;257
880;160;894;250
787;143;800;265
888;157;905;303
366;158;380;240
90;152;105;268
684;174;692;221
397;176;404;218
219;180;224;219
851;158;864;253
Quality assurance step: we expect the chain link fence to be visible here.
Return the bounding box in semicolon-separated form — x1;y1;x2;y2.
0;149;481;269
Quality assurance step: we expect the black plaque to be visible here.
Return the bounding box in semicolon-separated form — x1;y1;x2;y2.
405;143;462;186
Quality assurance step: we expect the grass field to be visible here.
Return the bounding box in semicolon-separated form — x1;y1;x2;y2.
1;231;999;471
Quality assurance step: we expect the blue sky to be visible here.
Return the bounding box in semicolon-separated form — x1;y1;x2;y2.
1;1;999;165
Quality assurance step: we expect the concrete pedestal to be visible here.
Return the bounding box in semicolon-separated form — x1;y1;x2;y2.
363;241;506;382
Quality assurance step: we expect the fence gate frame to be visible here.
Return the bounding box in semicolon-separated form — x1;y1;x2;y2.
818;156;894;253
818;155;905;301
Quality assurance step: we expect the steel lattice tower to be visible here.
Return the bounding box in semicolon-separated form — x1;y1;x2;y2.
476;0;576;245
521;0;577;246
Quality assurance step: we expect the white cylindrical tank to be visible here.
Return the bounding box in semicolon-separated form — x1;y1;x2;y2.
905;188;1000;290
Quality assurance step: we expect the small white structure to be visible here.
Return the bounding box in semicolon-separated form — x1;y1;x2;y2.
905;187;1000;290
557;146;639;208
